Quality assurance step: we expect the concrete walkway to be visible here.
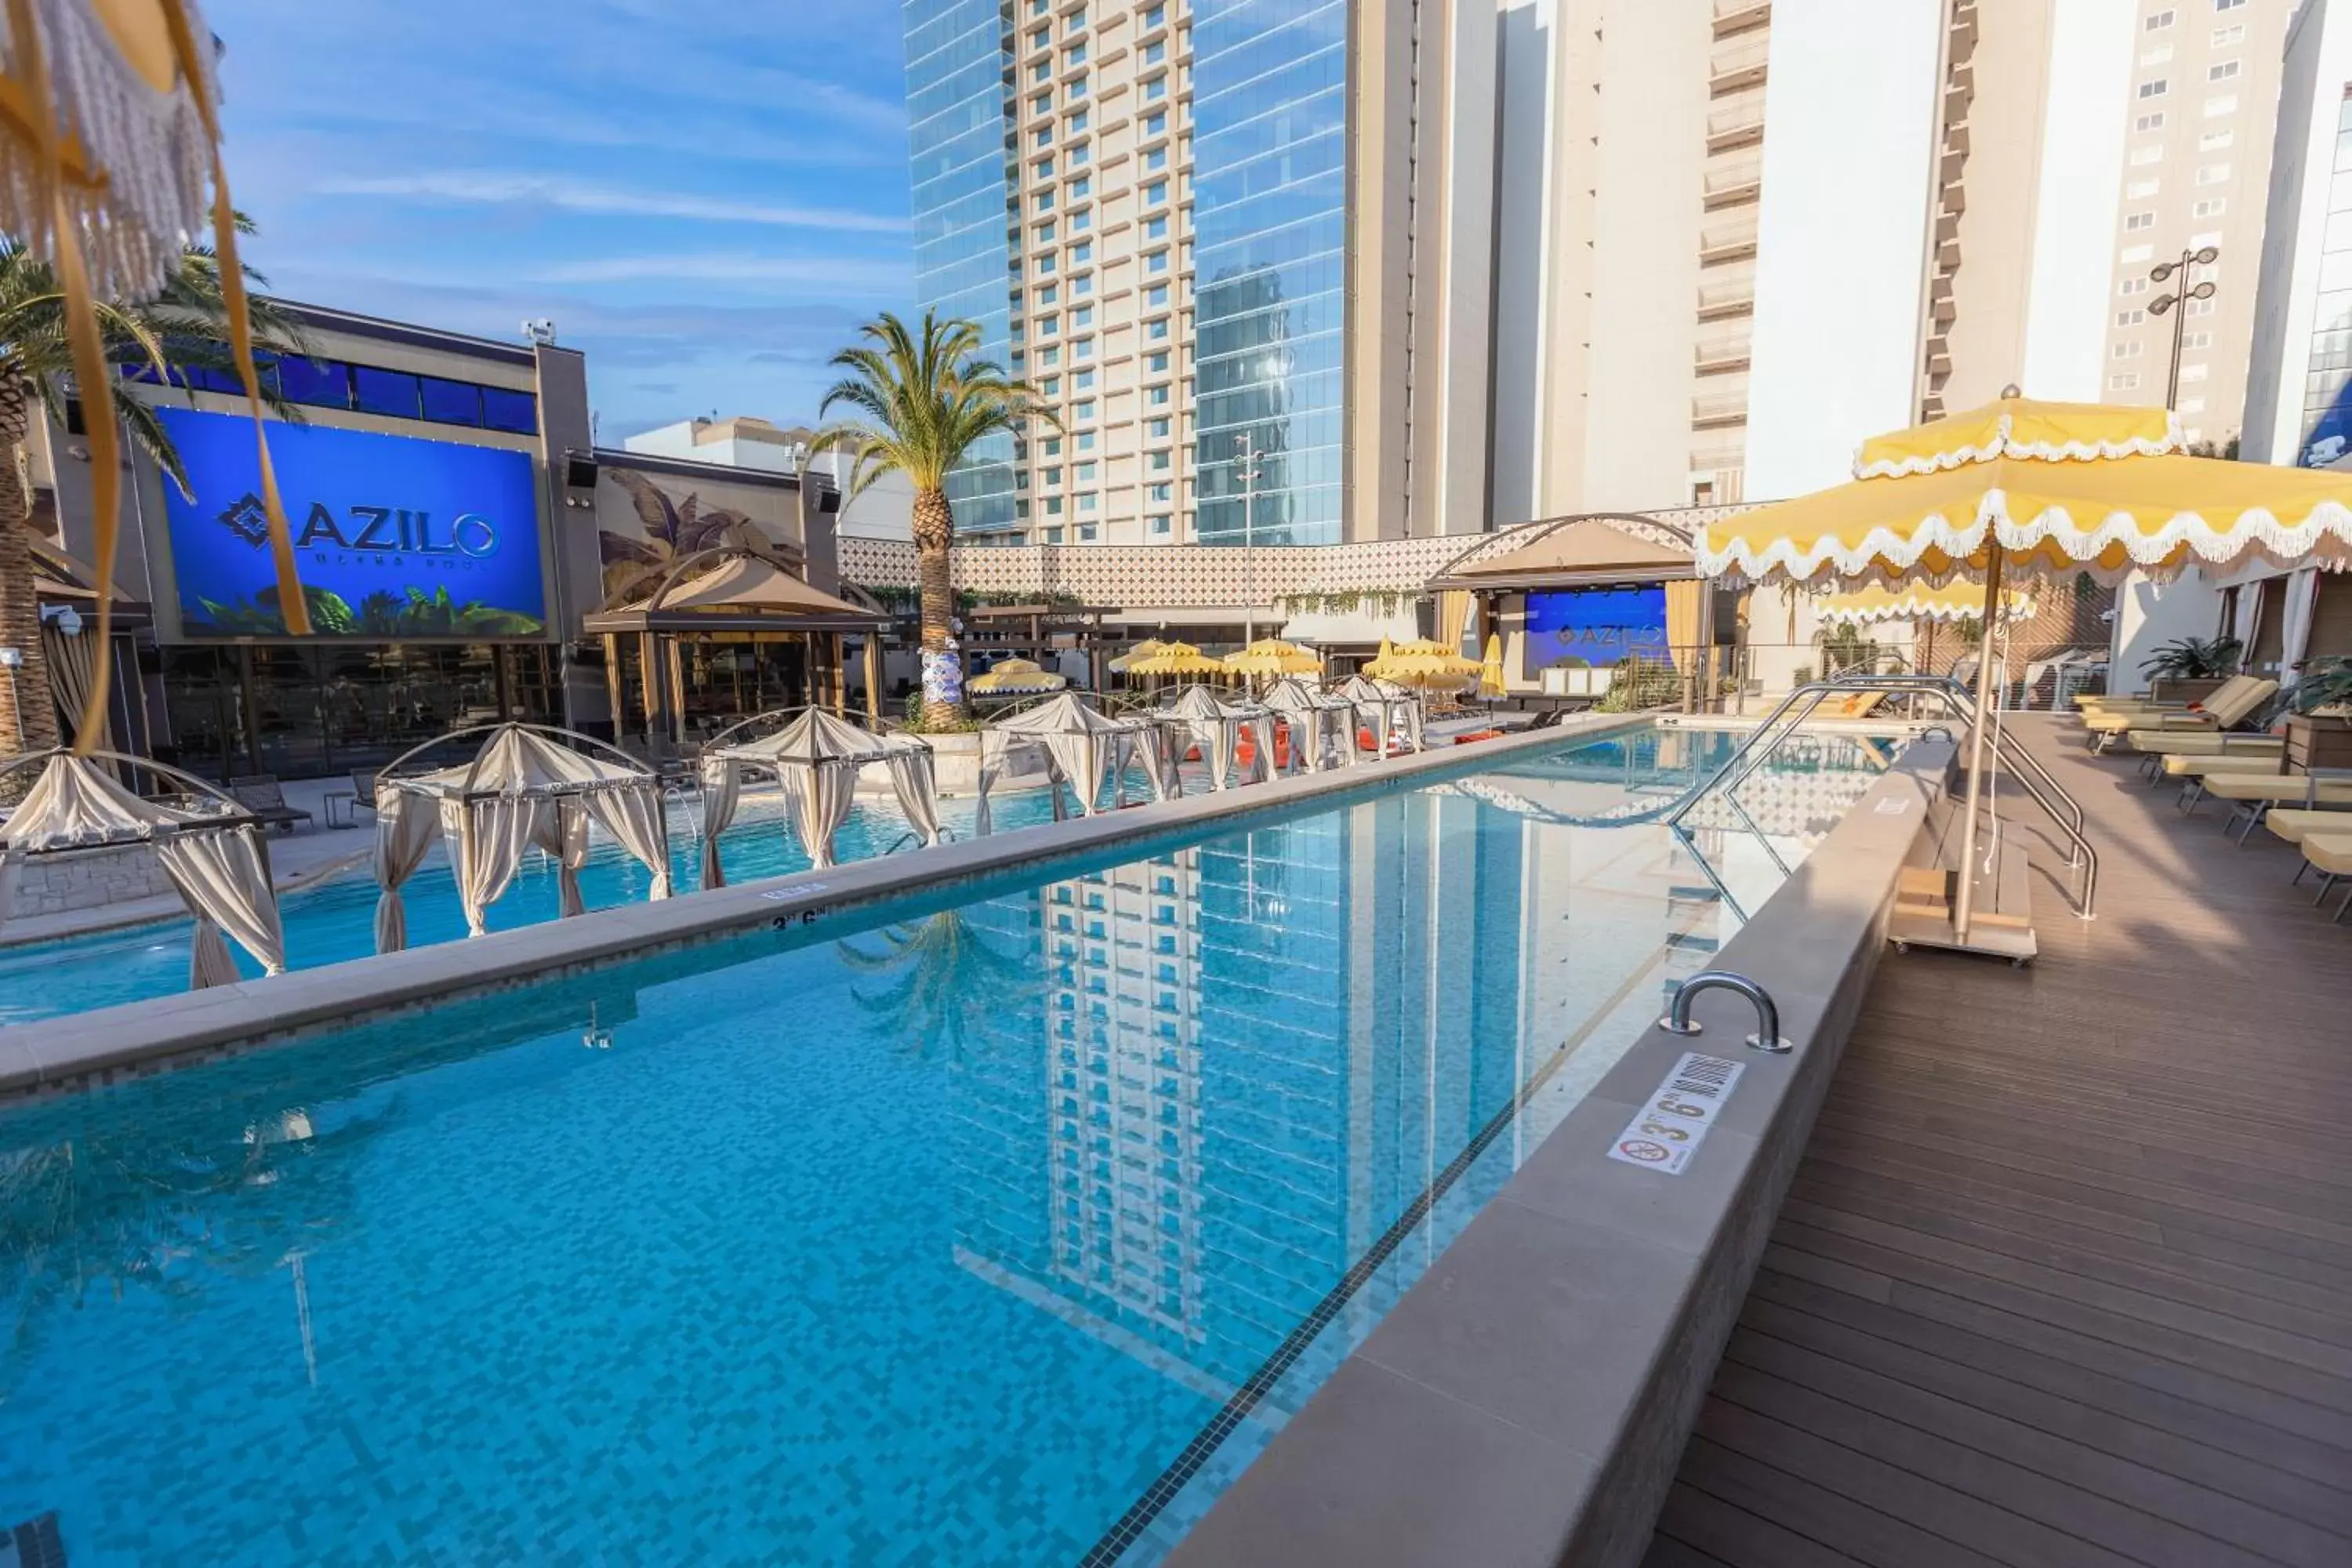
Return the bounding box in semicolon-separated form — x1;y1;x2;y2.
1646;714;2352;1567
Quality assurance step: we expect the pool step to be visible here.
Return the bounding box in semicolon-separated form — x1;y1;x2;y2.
2;1513;64;1568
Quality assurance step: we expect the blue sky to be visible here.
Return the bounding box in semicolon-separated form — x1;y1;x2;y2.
209;0;917;441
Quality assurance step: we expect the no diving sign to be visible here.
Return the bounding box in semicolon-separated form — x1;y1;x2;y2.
1607;1051;1746;1176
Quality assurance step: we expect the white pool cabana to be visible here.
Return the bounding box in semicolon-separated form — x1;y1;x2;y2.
975;693;1178;835
0;750;287;988
1260;677;1359;772
699;708;942;884
1163;684;1272;791
371;724;672;954
1334;675;1426;757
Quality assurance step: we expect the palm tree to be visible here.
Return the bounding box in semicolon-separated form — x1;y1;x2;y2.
0;225;302;754
809;309;1055;729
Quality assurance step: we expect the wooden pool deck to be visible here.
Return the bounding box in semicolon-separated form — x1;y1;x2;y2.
1646;713;2352;1568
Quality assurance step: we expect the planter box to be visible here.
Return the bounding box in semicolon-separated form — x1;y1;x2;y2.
2285;713;2352;774
873;730;1052;799
2149;675;2230;704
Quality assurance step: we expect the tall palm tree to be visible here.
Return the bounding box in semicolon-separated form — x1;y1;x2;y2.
0;225;300;754
809;309;1054;729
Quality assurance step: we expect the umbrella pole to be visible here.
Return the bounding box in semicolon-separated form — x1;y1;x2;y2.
1951;544;2005;943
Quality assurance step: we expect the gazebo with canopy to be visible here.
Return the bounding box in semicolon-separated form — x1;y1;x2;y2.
1697;394;2352;960
370;724;673;954
697;708;942;884
1160;684;1272;790
973;693;1177;834
1334;673;1426;757
1259;676;1359;772
0;749;285;988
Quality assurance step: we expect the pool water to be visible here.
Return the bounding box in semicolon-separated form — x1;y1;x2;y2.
0;727;1894;1565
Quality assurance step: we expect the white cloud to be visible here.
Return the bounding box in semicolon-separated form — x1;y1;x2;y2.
318;172;907;231
528;252;911;290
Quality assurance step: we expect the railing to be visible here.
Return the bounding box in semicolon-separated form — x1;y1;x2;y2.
1662;673;2100;919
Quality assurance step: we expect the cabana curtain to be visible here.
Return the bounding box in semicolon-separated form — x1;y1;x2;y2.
369;789;437;954
1166;685;1270;791
700;708;942;883
1260;678;1356;773
2279;568;2321;688
0;752;285;987
1336;676;1425;757
974;693;1169;836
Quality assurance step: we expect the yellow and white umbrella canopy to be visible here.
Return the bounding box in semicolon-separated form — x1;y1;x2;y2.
1367;640;1481;692
1223;638;1323;677
1697;397;2352;586
1125;641;1226;678
1108;638;1171;673
1815;583;2034;626
1696;394;2352;949
966;657;1068;696
1479;633;1507;699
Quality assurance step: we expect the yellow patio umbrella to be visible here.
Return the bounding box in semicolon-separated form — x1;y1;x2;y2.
966;657;1068;697
1366;644;1481;693
2;0;312;754
1697;393;2352;952
1126;641;1227;679
1479;633;1507;699
1223;638;1323;678
1108;638;1171;673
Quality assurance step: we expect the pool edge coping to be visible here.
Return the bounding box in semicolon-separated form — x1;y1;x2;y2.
1;712;1653;1100
1160;734;1957;1568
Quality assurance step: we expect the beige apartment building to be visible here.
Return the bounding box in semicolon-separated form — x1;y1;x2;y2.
906;0;1499;550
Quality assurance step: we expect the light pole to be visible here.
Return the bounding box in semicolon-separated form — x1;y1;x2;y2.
1232;431;1261;644
2147;245;2219;413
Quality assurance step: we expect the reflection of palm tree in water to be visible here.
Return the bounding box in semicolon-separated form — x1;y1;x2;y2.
837;912;1037;1062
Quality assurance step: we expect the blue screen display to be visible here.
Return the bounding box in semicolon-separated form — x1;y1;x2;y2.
1523;586;1669;675
157;407;546;637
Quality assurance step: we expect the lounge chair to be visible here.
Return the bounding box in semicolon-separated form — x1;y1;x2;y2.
2264;807;2352;848
2075;674;2252;720
2082;677;2275;752
2292;832;2352;922
2191;768;2352;841
2125;729;2283;781
350;768;380;820
226;774;314;835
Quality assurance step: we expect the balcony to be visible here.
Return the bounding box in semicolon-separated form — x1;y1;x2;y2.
1689;445;1746;477
1697;278;1756;321
1698;223;1759;266
1691;391;1750;429
1936;234;1962;270
1935;205;1962;245
1709;39;1770;96
1694;336;1752;375
1704;162;1763;209
1707;98;1766;152
1711;0;1769;38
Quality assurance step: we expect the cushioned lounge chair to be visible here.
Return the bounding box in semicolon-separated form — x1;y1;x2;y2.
2084;678;2275;751
2191;768;2352;841
2292;832;2352;922
2264;807;2352;848
2129;731;2283;781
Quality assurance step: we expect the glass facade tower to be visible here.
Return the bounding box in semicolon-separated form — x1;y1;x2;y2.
1189;0;1348;546
903;0;1020;535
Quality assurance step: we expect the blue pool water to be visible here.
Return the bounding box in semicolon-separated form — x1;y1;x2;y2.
0;726;1894;1564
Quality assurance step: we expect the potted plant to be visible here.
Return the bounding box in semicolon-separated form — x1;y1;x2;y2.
2139;635;2241;703
2292;655;2352;717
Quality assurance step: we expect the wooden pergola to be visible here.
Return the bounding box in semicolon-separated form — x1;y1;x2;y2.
582;547;889;746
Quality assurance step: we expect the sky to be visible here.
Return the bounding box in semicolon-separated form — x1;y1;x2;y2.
207;0;918;442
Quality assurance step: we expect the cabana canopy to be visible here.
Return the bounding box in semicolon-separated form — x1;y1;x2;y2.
1163;684;1272;791
371;724;671;954
975;693;1176;835
0;750;285;988
699;708;941;882
1335;675;1427;756
1259;677;1359;772
582;549;885;634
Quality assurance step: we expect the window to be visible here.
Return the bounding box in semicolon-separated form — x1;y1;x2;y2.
1144;180;1167;205
2110;372;2142;390
1076;524;1098;542
1035;283;1056;305
2215;0;2245;11
2201;129;2234;149
2197;162;2230;183
2208;60;2239;83
1045;497;1063;516
2183;331;2214;350
1148;384;1171;406
1149;449;1171;471
1071;305;1092;328
2187;296;2218;317
1040;344;1059;365
2113;341;2144;358
2136;112;2165;132
1034;220;1054;242
1068;74;1087;100
1147;482;1171;502
1068;108;1089;133
2205;94;2238;115
1078;492;1097;513
2181;363;2209;382
1144;214;1167;238
1035;125;1052;148
1146;350;1169;372
481;387;538;434
1071;208;1091;232
2140;45;2173;66
1038;313;1058;336
1075;398;1095;420
1039;377;1059;396
1068;175;1091;200
1031;92;1051;114
1145;283;1168;307
1142;38;1164;64
1033;157;1054;180
1144;146;1167;171
1073;368;1094;390
1144;3;1164;25
2128;178;2161;199
2212;23;2245;46
1043;436;1062;456
1074;336;1094;360
1064;41;1086;66
1030;25;1049;48
1035;189;1054;211
1146;317;1169;340
2116;308;2146;327
1149;514;1171;537
2180;398;2207;416
1071;241;1092;263
2146;7;2174;27
1142;111;1166;137
2121;276;2150;296
1145;249;1168;273
1144;74;1167;101
2125;210;2155;231
1041;466;1061;486
1071;274;1092;296
2193;197;2227;217
1036;252;1055;273
2131;145;2164;165
354;365;422;419
2139;78;2168;99
1075;460;1097;481
1069;140;1091;165
1032;59;1051;82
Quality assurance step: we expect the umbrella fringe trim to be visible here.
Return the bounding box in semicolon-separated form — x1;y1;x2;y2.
1850;412;2186;480
1698;492;2352;586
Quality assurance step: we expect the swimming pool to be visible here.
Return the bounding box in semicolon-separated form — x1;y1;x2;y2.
0;725;1894;1565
